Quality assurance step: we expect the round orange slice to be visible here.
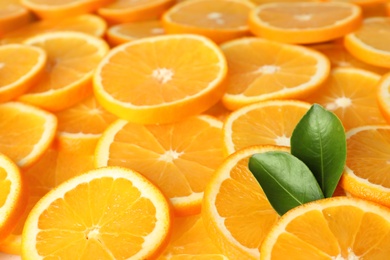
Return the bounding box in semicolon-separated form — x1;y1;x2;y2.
340;125;390;208
260;196;390;259
161;0;256;44
0;44;46;103
18;31;109;112
0;102;57;169
22;166;172;259
220;37;330;110
249;1;362;44
344;17;390;68
95;115;225;216
93;34;227;124
0;153;27;242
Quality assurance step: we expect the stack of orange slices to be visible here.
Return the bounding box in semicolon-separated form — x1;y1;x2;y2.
1;0;390;259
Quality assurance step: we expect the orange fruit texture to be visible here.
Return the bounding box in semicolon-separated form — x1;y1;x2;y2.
2;0;390;259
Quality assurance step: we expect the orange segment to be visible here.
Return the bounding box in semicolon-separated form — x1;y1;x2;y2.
95;115;225;216
18;31;109;112
161;0;256;44
0;153;27;242
0;0;32;36
159;214;228;259
344;17;390;68
377;72;390;123
106;20;165;46
304;67;387;130
220;37;330;110
1;14;107;44
22;166;172;259
0;44;47;103
223;100;311;155
340;125;390;208
93;34;227;124
202;145;283;259
260;197;390;259
249;1;362;44
20;0;113;20
98;0;175;24
0;102;57;168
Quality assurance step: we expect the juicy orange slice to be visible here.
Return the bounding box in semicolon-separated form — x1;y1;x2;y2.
223;100;311;155
220;37;330;110
0;44;46;103
161;0;256;44
95;115;225;216
22;166;172;259
344;17;390;68
249;1;362;44
18;31;109;112
0;102;57;168
0;153;27;242
340;125;390;208
260;196;390;259
304;67;387;130
93;34;227;124
98;0;175;24
377;72;390;123
202;145;283;259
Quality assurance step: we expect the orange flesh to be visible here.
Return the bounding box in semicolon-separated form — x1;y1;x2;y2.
354;19;390;52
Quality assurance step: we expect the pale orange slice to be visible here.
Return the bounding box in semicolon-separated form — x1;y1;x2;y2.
249;1;362;44
0;0;32;36
161;0;256;44
0;102;57;168
344;17;390;68
93;34;227;124
20;0;113;20
1;14;107;44
202;145;283;259
0;153;27;242
106;19;165;46
98;0;175;24
0;44;46;103
95;115;225;216
220;37;330;110
22;166;172;259
260;196;390;259
304;67;387;130
18;31;109;112
340;125;390;208
223;100;311;155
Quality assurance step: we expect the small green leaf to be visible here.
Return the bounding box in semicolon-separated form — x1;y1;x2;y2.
248;151;324;216
290;104;346;198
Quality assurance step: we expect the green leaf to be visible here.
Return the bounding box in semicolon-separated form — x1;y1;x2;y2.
290;104;346;198
248;151;324;216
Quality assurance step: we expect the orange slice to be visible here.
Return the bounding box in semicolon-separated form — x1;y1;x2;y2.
22;166;172;259
18;31;109;112
340;125;390;208
0;0;32;36
106;20;165;46
202;145;283;259
260;196;390;259
20;0;113;20
249;1;362;44
98;0;175;24
161;0;256;44
0;44;46;103
344;17;390;68
95;115;225;216
159;214;228;259
93;34;227;124
0;102;57;168
311;42;388;75
1;14;107;44
220;37;330;110
0;153;27;242
304;67;387;131
377;72;390;123
223;100;311;155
